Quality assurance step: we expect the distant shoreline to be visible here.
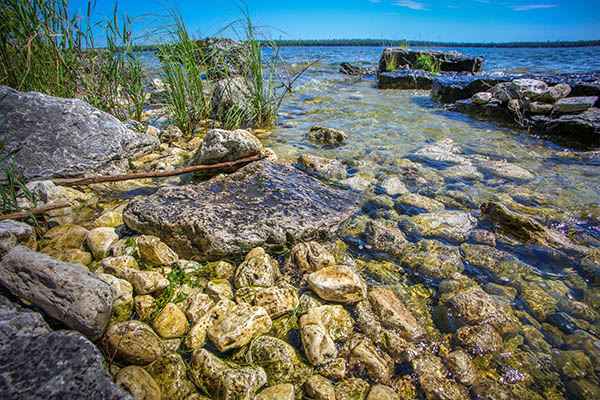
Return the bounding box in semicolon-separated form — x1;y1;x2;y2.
267;39;600;48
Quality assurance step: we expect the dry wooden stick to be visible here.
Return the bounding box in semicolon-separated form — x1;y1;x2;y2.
0;202;71;221
33;154;267;187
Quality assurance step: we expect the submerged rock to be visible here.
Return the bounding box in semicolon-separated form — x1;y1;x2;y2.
123;160;360;259
368;288;425;341
298;154;348;180
0;85;157;180
103;321;164;365
115;366;161;400
306;126;347;146
307;265;367;303
144;354;197;400
400;210;477;243
305;374;336;400
207;303;272;352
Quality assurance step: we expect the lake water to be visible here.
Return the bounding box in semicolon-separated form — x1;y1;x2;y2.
260;46;600;399
144;46;600;398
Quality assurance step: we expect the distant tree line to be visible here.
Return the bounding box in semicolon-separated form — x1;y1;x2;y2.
267;39;600;48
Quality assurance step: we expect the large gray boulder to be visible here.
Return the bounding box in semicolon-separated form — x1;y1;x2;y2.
0;85;158;180
0;246;113;340
124;160;360;259
0;290;132;399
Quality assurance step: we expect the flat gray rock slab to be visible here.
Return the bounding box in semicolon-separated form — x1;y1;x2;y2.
0;246;113;340
554;96;598;113
0;85;158;180
0;291;132;400
124;160;360;259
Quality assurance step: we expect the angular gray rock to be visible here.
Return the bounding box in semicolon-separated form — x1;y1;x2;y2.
124;160;360;259
189;128;262;166
211;77;252;123
554;96;598;113
0;291;132;400
0;85;158;180
0;246;113;340
377;70;434;90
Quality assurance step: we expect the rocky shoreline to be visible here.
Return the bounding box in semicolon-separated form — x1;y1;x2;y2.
0;46;599;400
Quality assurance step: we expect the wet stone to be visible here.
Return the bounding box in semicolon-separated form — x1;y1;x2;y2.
364;219;408;256
348;338;395;383
298;154;348;180
554;96;598;113
103;321;164;365
98;274;133;323
305;375;336;400
137;235;179;266
234;247;280;288
335;377;370;400
307;265;366;303
127;270;169;295
301;323;338;366
400;210;477;243
213;367;268;400
306;125;347;146
511;79;548;98
152;302;189;339
448;286;503;325
144;354;196;400
368;287;425;341
379;176;409;196
551;350;594;379
86;227;119;260
255;384;295;400
445;350;477;386
367;384;400;400
252;285;299;319
456;324;503;355
115;366;161;400
472;92;493;105
400;240;464;279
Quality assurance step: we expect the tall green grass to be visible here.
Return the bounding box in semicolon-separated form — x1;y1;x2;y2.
0;0;145;120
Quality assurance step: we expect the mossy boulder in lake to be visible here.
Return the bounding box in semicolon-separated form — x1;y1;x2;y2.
123;160;360;259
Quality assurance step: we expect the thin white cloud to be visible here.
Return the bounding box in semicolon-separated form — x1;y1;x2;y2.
511;4;558;11
368;0;381;3
394;1;429;11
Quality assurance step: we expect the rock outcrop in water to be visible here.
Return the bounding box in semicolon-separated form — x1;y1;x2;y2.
378;48;484;73
123;160;360;259
0;85;158;181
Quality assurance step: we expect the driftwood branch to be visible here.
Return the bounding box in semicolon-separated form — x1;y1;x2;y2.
32;154;267;187
0;202;71;221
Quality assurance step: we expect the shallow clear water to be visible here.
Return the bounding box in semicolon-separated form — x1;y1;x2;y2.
260;46;600;398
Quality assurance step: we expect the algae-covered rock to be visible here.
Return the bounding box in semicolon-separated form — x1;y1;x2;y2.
400;240;464;279
190;348;229;393
299;154;348;180
444;350;477;386
206;279;234;301
348;338;395;383
255;384;295;400
98;274;133;323
253;285;299;319
456;324;503;355
368;287;425;341
551;350;594;379
152;302;189;339
185;314;213;350
448;286;504;325
400;210;477;243
102;255;140;278
306;125;346;146
305;375;336;400
39;224;89;252
300;305;354;341
144;354;196;400
115;366;161;400
127;270;169;295
234;247;280;288
104;321;164;365
364;219;408;256
185;292;215;324
208;303;272;352
395;192;445;215
214;367;268;400
367;385;400;400
335;377;370;400
307;265;366;303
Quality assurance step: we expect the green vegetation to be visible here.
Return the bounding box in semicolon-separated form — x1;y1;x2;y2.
414;53;441;75
269;38;600;48
0;0;145;121
0;127;36;215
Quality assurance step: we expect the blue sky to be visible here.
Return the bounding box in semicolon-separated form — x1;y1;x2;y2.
69;0;599;42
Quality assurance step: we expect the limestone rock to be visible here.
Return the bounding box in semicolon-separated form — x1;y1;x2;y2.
255;384;295;400
0;246;112;340
208;303;272;352
305;375;336;400
184;314;213;350
0;292;132;399
253;285;299;319
449;287;503;325
400;240;464;279
190;128;262;166
123;160;359;259
307;265;366;303
185;292;215;324
480;160;534;181
234;247;280;288
137;235;179;266
86;227;119;260
510;79;548;98
299;154;348;180
472;92;492;105
554;96;598;113
379;176;409;196
127;270;169;295
214;367;268;400
445;351;477;386
211;77;252;123
0;85;158;180
541;83;571;102
134;295;156;320
378;48;483;73
364;219;408;256
144;354;196;400
104;321;164;365
300;305;354;341
306;126;346;146
551;350;593;379
102;255;139;279
39;224;88;252
368;287;425;341
349;338;395;383
115;366;161;400
99;274;134;323
286;241;336;274
190;348;229;393
152;302;189;339
301;323;338;366
529;101;554;114
0;220;36;256
206;279;234;300
395;192;445;215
